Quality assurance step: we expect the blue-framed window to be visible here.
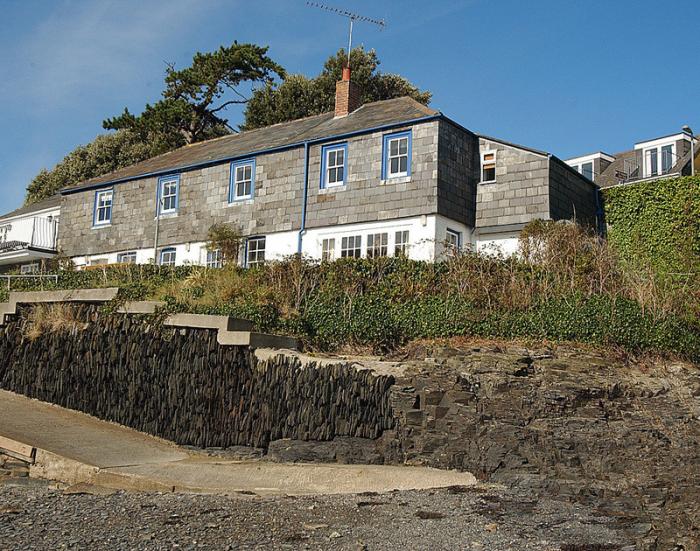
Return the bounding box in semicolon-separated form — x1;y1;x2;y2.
229;159;255;202
382;130;412;180
160;247;177;266
320;143;347;188
93;189;113;226
157;175;180;216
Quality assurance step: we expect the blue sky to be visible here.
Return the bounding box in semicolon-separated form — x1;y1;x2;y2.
1;0;698;212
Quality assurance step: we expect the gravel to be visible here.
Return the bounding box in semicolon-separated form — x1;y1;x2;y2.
0;477;634;550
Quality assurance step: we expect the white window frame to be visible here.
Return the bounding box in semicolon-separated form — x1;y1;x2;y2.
323;145;346;188
160;248;177;266
445;229;461;251
246;237;266;267
20;263;40;275
367;233;388;258
206;249;222;268
387;135;409;178
394;230;410;256
231;160;255;201
340;235;362;258
159;177;179;215
117;251;137;264
321;238;335;262
481;150;497;183
94;189;113;226
643;142;675;177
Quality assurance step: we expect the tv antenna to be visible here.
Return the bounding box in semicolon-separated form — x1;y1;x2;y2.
306;2;386;68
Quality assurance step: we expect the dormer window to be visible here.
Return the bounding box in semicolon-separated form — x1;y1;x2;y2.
643;144;675;177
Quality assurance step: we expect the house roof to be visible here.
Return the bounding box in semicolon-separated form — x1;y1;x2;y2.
62;97;439;194
0;195;61;223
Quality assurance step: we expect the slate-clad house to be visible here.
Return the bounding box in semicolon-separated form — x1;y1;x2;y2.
565;130;698;188
56;70;599;266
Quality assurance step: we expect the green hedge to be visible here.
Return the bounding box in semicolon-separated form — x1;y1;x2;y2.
603;176;700;275
2;260;698;361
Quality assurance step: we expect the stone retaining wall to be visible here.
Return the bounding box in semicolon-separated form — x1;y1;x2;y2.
0;305;394;449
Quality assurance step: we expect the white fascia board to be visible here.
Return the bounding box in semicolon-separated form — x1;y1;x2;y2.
634;133;691;150
565;152;616;165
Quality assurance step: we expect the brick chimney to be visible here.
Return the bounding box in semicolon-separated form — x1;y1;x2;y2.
334;66;361;117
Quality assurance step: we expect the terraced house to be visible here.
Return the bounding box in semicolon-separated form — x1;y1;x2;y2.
57;69;599;267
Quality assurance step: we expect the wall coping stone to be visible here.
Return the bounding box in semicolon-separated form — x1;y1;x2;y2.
0;288;297;350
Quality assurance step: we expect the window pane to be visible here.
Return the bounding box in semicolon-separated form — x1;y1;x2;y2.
582;162;594;181
399;157;407;173
390;140;398;156
398;138;407;155
661;145;673;173
649;149;658;175
390;158;399;174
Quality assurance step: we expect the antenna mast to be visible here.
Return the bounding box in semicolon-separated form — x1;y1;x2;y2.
306;2;386;68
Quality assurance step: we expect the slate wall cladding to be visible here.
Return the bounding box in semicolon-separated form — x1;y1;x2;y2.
304;121;440;228
436;121;480;227
548;158;598;228
58;146;306;257
58;121;447;257
0;306;395;449
475;139;550;229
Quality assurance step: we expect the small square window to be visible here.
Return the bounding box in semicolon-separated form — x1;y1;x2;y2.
206;249;222;268
340;235;362;258
247;237;266;267
20;263;40;275
481;151;496;182
445;229;461;252
321;238;335;262
117;251;137;264
160;248;177;266
394;230;410;256
231;160;255;201
94;189;113;225
367;233;388;258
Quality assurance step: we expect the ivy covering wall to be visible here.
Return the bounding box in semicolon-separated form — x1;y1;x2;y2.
603;176;700;275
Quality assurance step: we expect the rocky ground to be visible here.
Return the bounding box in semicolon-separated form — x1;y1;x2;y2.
0;475;635;551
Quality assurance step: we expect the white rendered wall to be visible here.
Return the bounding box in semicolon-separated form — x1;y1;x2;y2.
475;233;521;256
72;215;477;267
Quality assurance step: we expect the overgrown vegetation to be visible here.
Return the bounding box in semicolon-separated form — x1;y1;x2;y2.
2;221;698;360
603;176;699;278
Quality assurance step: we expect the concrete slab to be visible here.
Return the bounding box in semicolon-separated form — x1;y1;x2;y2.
0;389;476;496
0;390;187;468
164;313;253;332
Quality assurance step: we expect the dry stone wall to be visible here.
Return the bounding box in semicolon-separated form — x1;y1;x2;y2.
0;306;394;449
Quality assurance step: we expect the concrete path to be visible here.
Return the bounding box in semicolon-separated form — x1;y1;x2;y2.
0;390;476;495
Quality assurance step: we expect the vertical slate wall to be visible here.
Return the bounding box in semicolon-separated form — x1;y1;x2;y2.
475;138;550;229
548;158;598;228
0;307;395;449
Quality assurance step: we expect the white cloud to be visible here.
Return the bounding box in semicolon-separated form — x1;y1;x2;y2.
1;0;226;112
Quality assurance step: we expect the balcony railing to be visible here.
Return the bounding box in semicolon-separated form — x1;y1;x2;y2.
0;216;58;252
